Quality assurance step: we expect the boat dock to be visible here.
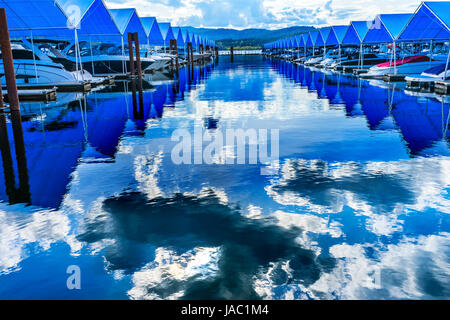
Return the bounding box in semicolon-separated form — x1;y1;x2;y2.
2;88;57;102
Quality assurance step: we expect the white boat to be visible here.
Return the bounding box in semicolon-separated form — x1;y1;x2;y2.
405;62;450;83
362;55;445;78
54;41;157;75
305;56;324;66
146;52;172;71
328;53;389;70
0;43;85;85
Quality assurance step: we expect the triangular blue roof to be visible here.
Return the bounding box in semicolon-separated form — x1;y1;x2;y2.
109;8;146;42
159;22;175;41
1;0;75;38
326;25;348;45
306;31;318;47
184;30;191;43
316;27;332;46
292;36;298;47
141;17;164;45
297;34;306;47
342;21;370;44
58;0;121;40
364;13;412;43
398;1;450;41
172;27;185;46
192;34;197;46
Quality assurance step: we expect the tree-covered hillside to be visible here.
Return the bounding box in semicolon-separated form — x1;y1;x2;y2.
181;26;316;49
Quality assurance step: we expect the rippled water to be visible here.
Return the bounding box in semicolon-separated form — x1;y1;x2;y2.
0;56;449;299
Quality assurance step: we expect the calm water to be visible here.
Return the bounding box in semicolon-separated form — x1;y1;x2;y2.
0;56;449;299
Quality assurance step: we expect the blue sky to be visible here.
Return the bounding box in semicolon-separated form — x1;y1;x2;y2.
106;0;421;29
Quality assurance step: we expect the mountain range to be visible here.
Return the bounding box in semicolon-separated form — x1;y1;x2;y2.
181;26;316;49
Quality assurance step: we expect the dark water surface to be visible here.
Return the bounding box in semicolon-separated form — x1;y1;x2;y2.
0;56;449;299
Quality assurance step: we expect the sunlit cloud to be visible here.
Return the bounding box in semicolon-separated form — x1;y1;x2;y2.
106;0;421;29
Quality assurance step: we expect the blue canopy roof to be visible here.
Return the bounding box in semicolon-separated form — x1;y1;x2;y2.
398;1;450;41
109;8;147;43
192;34;197;47
306;31;318;47
297;34;306;47
326;25;348;45
159;22;175;42
364;13;412;43
141;17;164;45
316;27;332;46
342;21;370;44
172;27;185;46
57;0;121;40
0;0;75;38
184;30;191;44
292;36;298;47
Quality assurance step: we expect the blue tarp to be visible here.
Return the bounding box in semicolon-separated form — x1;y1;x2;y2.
342;21;370;44
141;17;164;45
398;1;450;41
316;27;332;46
364;13;412;43
109;8;147;43
326;25;348;45
159;22;175;42
0;0;75;38
57;0;121;40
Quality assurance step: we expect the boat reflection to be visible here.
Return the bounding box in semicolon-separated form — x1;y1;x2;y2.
268;59;450;157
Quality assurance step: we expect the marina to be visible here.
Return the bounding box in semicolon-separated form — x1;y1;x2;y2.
0;0;449;303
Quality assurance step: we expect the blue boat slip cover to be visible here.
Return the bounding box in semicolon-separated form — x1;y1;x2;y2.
398;1;450;41
159;22;175;42
316;26;332;46
306;31;319;47
342;21;370;45
109;8;147;43
142;17;164;46
1;0;74;38
364;13;412;43
57;0;122;42
326;25;349;45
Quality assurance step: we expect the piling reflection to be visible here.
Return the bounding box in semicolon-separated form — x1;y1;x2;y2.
0;63;215;209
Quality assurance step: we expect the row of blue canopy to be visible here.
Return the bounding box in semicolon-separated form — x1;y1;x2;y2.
0;0;215;48
265;1;450;49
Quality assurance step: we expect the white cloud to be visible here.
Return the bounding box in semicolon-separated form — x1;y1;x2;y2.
106;0;421;28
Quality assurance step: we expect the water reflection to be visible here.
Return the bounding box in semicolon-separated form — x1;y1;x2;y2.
268;59;450;157
79;190;328;299
0;56;449;300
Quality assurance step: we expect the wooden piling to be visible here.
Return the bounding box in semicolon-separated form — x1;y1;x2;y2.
230;46;234;62
127;33;135;77
0;9;20;112
133;33;143;91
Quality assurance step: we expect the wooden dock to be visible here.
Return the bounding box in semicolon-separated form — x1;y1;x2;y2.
3;81;91;93
383;74;406;82
353;68;368;75
3;88;57;102
406;78;435;92
435;81;450;95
